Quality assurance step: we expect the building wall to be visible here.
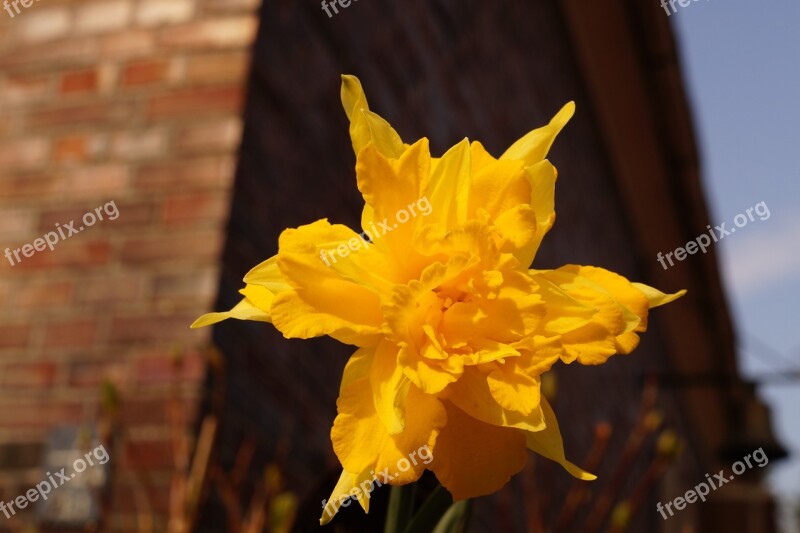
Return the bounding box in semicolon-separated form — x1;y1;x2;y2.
0;0;259;529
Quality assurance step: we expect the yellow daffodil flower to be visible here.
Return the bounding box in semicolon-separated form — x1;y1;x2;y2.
192;75;685;525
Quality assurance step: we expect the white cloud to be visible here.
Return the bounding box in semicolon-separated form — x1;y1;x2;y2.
719;216;800;295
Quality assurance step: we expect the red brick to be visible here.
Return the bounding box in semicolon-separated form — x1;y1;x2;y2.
53;134;108;163
38;207;103;232
14;281;73;309
27;102;133;130
160;17;258;49
54;135;89;162
0;207;36;240
75;1;133;35
68;360;127;388
60;69;100;94
0;403;84;429
0;325;31;350
0;37;97;70
120;398;168;425
153;270;217;302
39;201;152;232
43;320;97;348
121;59;170;87
174;117;242;153
147;86;243;119
0;362;58;388
185;51;250;85
1;73;52;104
101;29;156;58
120;232;222;264
75;274;147;305
108;315;201;344
0;174;56;200
125;440;177;473
15;241;112;270
58;164;130;199
135;156;235;191
130;348;206;384
109;129;167;160
203;0;261;10
18;7;72;43
136;0;194;27
163;192;229;226
0;138;50;170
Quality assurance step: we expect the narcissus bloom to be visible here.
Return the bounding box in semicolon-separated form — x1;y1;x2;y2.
193;75;685;524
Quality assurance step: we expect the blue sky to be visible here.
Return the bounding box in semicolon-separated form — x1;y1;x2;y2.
671;1;800;530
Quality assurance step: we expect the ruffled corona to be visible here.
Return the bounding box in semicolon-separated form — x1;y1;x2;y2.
192;75;685;525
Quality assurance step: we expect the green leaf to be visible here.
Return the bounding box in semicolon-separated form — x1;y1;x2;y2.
401;485;453;533
432;500;469;533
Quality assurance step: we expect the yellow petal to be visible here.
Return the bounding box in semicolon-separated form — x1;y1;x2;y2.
427;138;471;229
525;396;596;480
511;335;564;375
501;102;575;166
530;274;597;335
356;139;431;224
270;290;382;347
563;265;649;331
331;348;446;483
468;142;529;221
487;366;541;416
319;468;374;525
270;219;386;346
447;367;545;432
243;255;291;293
341;74;404;158
190;293;271;328
340;74;367;122
341;75;405;233
371;340;410;435
400;345;460;395
615;331;641;355
430;402;527;500
493;205;538;258
631;282;687;308
359;109;405;158
462;339;521;366
533;266;650;364
534;267;628;335
520;160;558;266
560;323;618;364
239;284;277;312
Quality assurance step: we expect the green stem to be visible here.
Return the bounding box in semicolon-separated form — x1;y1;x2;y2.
401;485;453;533
384;483;417;533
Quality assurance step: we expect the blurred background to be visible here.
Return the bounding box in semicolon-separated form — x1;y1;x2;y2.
0;0;795;532
672;1;800;531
